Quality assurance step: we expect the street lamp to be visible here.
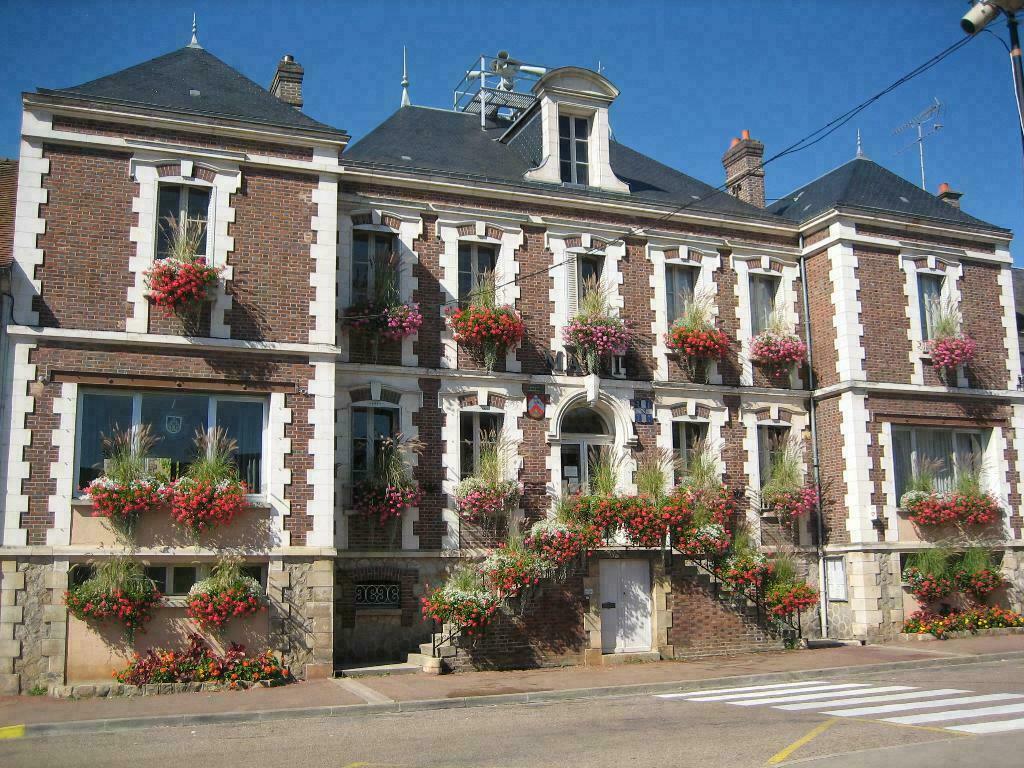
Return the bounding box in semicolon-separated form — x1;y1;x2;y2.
962;1;1024;145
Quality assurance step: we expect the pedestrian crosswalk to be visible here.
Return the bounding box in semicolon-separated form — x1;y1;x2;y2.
655;680;1024;735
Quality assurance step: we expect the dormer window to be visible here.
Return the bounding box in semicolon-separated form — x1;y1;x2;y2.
559;114;590;185
157;184;209;259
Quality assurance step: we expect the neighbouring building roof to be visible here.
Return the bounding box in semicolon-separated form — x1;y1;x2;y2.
768;157;1007;233
343;106;785;225
0;158;16;269
1013;267;1024;331
38;45;347;138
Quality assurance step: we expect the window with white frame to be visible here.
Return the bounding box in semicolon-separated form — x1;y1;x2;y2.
157;184;210;259
891;425;985;500
459;411;504;479
749;273;780;335
757;424;790;489
351;392;400;486
75;391;266;492
143;564;264;596
672;421;708;481
559;114;590;185
458;242;497;307
917;272;945;342
352;231;398;305
666;264;697;325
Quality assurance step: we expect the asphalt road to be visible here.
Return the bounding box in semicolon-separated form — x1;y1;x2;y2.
3;660;1024;767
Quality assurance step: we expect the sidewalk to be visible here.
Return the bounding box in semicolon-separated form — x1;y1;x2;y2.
3;634;1022;733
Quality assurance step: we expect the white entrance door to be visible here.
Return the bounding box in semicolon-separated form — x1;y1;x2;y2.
600;559;652;653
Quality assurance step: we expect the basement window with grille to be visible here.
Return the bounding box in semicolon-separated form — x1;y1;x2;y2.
354;582;401;609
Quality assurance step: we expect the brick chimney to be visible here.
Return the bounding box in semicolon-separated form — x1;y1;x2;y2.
270;54;304;109
937;182;963;210
722;129;765;208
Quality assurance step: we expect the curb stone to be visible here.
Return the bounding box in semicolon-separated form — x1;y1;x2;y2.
14;649;1024;738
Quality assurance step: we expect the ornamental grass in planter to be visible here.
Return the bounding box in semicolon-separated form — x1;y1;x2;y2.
420;564;501;636
665;293;730;382
563;281;629;375
454;432;522;536
353;434;423;546
761;554;819;619
900;463;1002;528
83;425;163;541
954;547;1004;602
114;633;291;689
343;255;423;354
759;438;817;523
922;297;976;379
186;556;265;631
749;313;807;380
447;272;526;371
164;427;248;537
902;547;955;603
145;216;221;333
65;557;162;641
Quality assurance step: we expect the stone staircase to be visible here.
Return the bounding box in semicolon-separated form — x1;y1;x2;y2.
406;624;460;674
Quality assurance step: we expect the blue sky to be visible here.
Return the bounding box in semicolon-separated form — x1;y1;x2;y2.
1;0;1021;260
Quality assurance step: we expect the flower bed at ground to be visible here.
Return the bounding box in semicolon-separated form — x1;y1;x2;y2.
163;477;247;535
902;566;954;603
114;633;291;689
902;607;1024;638
901;490;1001;527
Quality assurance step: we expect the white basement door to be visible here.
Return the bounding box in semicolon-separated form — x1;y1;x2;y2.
600;559;652;653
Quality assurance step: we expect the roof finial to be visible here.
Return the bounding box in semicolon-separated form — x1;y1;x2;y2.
401;46;413;107
188;12;202;49
856;128;865;159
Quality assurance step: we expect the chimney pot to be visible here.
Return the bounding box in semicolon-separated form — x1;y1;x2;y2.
741;129;750;140
937;182;963;210
723;131;766;208
729;137;740;149
270;54;304;110
938;182;950;194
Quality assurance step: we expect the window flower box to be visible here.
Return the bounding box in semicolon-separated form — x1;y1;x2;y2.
447;304;526;371
64;558;162;642
750;329;807;378
343;301;423;341
186;559;265;631
563;315;630;375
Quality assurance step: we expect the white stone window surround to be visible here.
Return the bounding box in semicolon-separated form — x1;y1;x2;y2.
11;110;51;326
741;401;809;542
523;67;630;194
1;342;35;546
654;396;729;493
1012;403;1024;541
648;244;723;383
305;357;336;547
899;253;965;387
997;261;1023;389
309;176;338;346
824;241;867;382
839;391;876;545
546;383;638;505
127;155;241;338
335;379;422;551
439;382;526;551
436;218;524;372
547;230;626;363
338;207;423;367
732;252;803;388
879;420;1009;543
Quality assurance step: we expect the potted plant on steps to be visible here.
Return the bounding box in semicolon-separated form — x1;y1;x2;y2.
145;215;221;335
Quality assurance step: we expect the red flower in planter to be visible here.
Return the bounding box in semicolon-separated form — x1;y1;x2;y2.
84;477;162;527
954;567;1003;601
354;482;422;525
665;324;730;361
447;305;526;370
902;566;955;603
163;477;247;535
65;581;162;640
481;546;551;599
525;522;591;568
145;256;221;315
187;579;264;631
420;586;500;636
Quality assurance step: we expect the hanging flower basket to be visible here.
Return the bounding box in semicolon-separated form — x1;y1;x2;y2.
902;566;955;603
164;477;248;535
65;560;162;641
525;519;589;569
762;484;818;522
145;256;221;316
563;315;630;375
454;478;521;523
764;582;818;618
901;490;1001;527
750;330;807;376
447;304;526;370
344;301;423;341
925;333;976;371
187;575;264;631
354;482;422;525
84;477;163;529
954;567;1003;600
420;584;500;636
666;323;730;361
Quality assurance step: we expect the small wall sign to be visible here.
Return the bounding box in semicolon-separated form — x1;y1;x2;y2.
527;394;547;420
632;398;654;425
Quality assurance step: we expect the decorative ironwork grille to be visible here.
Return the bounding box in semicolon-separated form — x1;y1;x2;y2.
354;582;401;608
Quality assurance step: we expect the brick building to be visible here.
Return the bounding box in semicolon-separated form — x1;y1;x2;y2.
0;37;1021;692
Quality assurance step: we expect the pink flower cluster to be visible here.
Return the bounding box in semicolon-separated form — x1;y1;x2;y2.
750;330;808;370
381;303;424;340
563;316;630;356
926;334;976;370
354;483;422;525
456;482;520;522
762;485;818;522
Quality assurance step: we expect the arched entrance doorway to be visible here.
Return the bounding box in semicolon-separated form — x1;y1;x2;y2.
559;405;613;494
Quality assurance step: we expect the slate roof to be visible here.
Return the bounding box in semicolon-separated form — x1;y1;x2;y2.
0;159;16;269
343;106;784;224
39;46;346;138
767;157;1006;232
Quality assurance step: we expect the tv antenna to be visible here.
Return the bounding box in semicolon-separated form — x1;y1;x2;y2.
894;98;943;189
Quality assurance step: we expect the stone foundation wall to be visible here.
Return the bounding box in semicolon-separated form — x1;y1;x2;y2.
0;558;68;695
267;558;333;679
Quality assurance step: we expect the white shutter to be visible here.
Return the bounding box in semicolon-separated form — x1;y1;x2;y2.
566;254;579;318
